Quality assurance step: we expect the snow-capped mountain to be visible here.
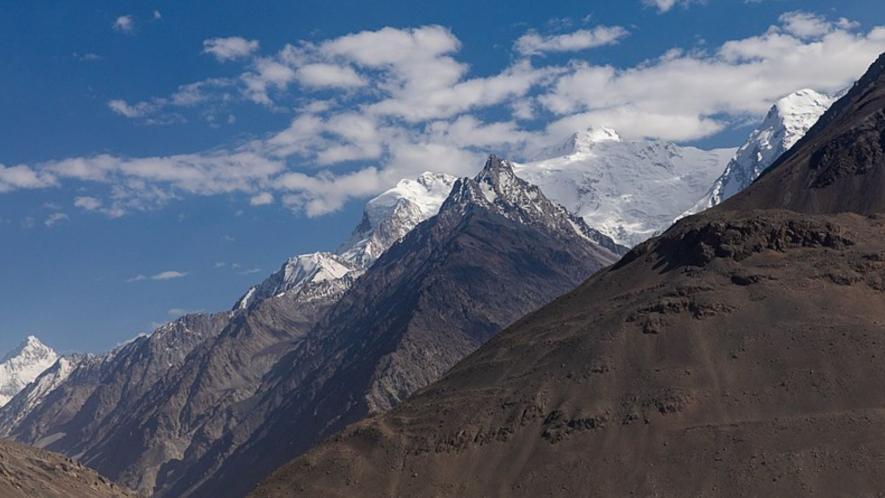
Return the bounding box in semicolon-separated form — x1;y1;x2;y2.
680;89;834;218
0;337;58;407
447;156;626;255
237;172;456;309
339;171;456;267
182;155;624;498
514;127;735;247
235;252;358;309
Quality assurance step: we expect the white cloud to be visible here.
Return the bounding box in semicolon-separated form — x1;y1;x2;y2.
127;270;188;283
44;212;69;227
74;196;103;211
153;10;162;20
249;192;274;205
242;58;297;104
295;63;366;88
108;99;156;118
536;20;885;141
779;11;860;39
515;26;629;56
643;0;697;13
113;15;134;34
203;36;260;62
5;17;885;220
0;164;56;192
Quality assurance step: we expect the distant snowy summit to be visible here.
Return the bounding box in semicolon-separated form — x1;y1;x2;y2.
0;336;58;407
680;89;834;219
514;127;735;247
235;172;457;309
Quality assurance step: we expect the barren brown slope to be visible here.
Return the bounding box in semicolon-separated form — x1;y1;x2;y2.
251;54;885;497
0;439;136;497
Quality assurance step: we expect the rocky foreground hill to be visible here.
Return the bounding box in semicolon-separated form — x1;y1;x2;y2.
0;439;136;498
252;53;885;497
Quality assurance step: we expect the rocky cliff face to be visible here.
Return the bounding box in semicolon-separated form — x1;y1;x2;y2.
252;53;885;498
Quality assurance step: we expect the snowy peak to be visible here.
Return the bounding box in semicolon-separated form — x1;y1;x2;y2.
0;336;58;407
514;136;735;247
443;156;625;255
680;89;834;218
237;171;456;310
236;252;357;309
339;171;456;267
538;127;621;160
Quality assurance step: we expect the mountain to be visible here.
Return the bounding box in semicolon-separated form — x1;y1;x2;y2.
252;53;885;497
235;172;457;309
339;171;457;267
0;336;58;407
0;170;463;497
234;253;357;310
164;156;623;498
680;89;834;218
0;439;136;498
514;128;735;247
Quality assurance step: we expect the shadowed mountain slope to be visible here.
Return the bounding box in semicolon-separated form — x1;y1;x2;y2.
252;53;885;498
173;157;622;497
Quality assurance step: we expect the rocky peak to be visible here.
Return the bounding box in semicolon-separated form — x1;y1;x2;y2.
443;155;626;254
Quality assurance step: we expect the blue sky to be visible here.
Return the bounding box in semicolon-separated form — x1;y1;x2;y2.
2;0;884;354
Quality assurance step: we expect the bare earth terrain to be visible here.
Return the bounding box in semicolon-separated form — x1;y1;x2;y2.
0;439;136;497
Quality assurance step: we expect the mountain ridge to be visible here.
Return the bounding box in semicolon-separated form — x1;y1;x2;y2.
251;52;885;498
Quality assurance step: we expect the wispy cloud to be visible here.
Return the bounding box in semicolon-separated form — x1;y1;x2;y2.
44;212;69;227
167;307;202;317
515;26;629;56
113;15;134;34
126;270;189;283
642;0;702;13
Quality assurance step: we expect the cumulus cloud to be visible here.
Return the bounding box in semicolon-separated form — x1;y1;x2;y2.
203;36;260;61
113;15;134;33
127;271;188;283
5;15;885;219
0;164;56;192
536;21;885;141
515;26;629;56
295;63;366;88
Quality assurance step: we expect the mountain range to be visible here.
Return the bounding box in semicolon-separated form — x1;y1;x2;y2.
252;52;885;497
0;69;853;497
